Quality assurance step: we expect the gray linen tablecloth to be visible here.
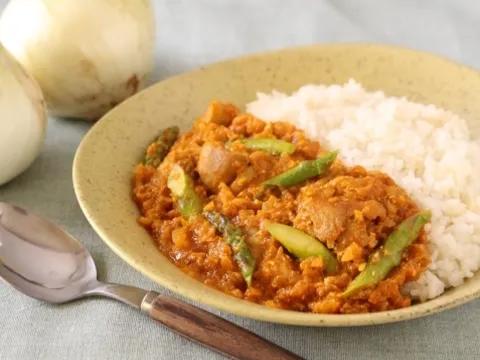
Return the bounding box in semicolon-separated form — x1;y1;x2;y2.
1;1;479;359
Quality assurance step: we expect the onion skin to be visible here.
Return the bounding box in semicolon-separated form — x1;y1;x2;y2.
0;44;47;186
0;0;156;121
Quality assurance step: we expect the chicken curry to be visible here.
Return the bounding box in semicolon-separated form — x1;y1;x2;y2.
132;101;431;314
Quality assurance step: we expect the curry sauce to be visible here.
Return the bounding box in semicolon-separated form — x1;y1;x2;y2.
132;101;430;314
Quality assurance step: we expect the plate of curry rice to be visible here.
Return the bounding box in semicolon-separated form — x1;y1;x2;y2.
73;44;480;326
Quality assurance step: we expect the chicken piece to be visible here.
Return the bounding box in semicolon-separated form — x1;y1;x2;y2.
296;197;348;248
202;100;239;126
197;142;248;191
311;201;348;248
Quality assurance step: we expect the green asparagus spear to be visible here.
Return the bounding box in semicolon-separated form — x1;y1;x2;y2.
203;211;256;286
256;150;338;197
144;126;180;167
266;222;337;274
167;164;203;219
342;210;432;298
239;138;295;155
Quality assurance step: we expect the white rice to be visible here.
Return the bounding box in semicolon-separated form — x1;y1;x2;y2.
246;79;480;301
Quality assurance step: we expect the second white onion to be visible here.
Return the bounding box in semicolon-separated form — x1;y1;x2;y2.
0;44;46;186
0;0;156;121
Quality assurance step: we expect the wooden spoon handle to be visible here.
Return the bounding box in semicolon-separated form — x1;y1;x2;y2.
141;291;304;360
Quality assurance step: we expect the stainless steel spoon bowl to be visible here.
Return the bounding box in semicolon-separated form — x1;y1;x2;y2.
0;202;303;360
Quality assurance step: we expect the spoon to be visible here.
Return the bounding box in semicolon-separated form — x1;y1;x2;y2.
0;202;304;360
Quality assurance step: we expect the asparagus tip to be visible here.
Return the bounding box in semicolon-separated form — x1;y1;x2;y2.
419;209;432;221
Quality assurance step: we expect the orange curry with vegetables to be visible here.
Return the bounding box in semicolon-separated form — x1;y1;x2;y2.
132;101;431;314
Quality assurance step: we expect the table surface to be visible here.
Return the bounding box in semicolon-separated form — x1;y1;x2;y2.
1;1;480;359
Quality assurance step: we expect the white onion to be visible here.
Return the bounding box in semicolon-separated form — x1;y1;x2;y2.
0;44;46;186
0;0;156;121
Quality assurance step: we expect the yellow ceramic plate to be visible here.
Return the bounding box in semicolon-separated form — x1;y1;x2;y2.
73;44;480;326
